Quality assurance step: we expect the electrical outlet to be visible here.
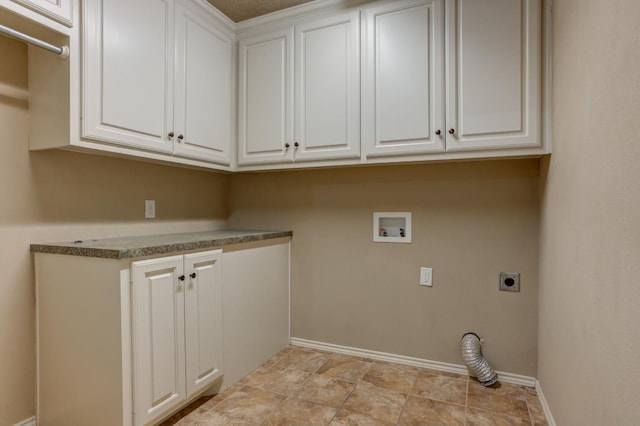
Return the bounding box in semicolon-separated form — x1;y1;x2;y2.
499;272;520;292
145;200;156;219
420;267;433;287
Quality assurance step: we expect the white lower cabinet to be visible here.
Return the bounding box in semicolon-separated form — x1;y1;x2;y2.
131;250;223;425
35;249;223;426
35;238;290;426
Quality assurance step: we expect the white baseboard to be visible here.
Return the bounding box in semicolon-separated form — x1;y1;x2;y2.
535;380;557;426
290;337;537;387
13;416;36;426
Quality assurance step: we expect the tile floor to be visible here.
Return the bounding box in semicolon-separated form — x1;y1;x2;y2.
161;346;548;425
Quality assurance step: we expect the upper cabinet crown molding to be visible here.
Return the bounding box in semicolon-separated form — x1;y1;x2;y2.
236;0;370;32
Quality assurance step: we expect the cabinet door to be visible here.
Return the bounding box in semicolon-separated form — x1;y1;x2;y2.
9;0;72;26
237;28;294;165
184;250;223;397
173;0;233;165
132;256;186;426
83;0;173;153
294;11;361;162
362;0;445;158
445;0;540;151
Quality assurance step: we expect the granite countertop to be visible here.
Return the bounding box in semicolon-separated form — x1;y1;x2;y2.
30;230;293;259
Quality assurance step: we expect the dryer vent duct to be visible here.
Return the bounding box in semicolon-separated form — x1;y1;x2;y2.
461;332;498;387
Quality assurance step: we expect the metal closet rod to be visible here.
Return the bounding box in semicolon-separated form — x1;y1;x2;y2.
0;23;69;59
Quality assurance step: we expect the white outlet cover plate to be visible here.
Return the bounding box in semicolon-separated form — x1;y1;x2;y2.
420;267;432;287
145;199;156;219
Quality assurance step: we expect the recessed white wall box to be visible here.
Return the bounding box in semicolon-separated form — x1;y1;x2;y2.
373;212;412;243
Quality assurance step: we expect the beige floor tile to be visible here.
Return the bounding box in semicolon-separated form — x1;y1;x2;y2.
466;407;532;425
242;365;310;396
467;381;529;420
411;369;468;406
262;346;295;368
342;381;407;424
329;409;395;426
199;383;245;410
213;386;286;423
262;397;337;426
165;348;550;426
175;419;200;426
361;361;418;394
316;355;372;383
275;347;332;373
397;395;466;426
296;374;356;407
191;409;258;425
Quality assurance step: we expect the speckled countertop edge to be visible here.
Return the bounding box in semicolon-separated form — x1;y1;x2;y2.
30;230;293;259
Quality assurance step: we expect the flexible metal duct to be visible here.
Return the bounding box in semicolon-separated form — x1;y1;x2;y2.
461;332;498;386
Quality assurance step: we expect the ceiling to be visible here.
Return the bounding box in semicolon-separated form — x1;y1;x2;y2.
206;0;314;22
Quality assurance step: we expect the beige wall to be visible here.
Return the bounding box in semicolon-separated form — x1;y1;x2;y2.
538;0;640;424
228;160;540;376
0;38;228;424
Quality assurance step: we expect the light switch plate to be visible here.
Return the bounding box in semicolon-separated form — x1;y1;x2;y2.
420;267;432;287
145;200;156;219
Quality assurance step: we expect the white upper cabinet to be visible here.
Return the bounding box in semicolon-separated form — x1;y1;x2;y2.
82;0;233;165
363;0;541;158
445;0;540;151
173;0;234;164
7;0;73;27
237;9;360;166
238;0;544;170
27;0;546;172
237;28;294;165
293;11;360;162
83;0;172;153
362;0;445;158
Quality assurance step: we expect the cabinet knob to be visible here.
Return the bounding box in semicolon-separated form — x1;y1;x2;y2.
177;134;184;140
294;142;299;148
285;143;290;149
435;130;441;136
448;129;455;134
190;272;197;279
178;275;185;281
168;131;175;138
